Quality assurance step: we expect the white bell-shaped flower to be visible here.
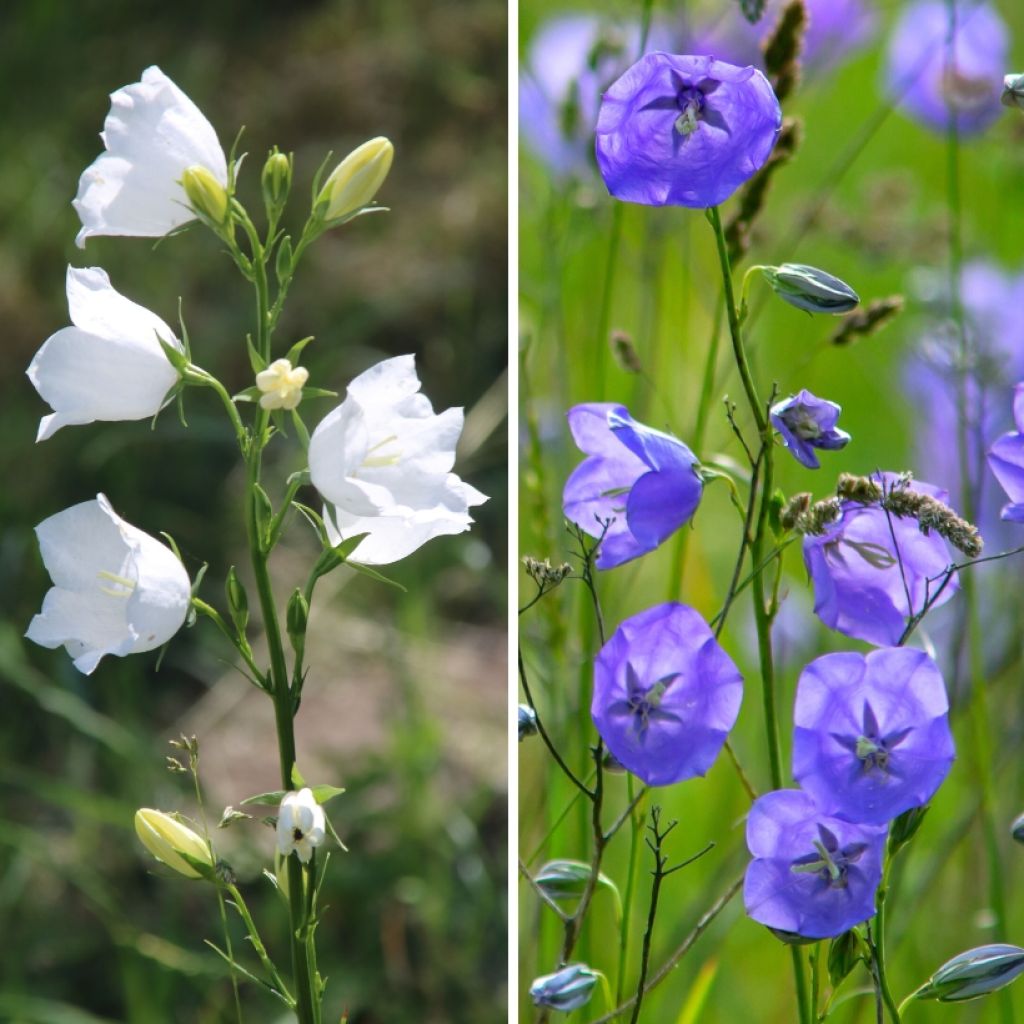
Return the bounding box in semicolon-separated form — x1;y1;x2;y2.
73;65;228;248
276;788;326;864
26;494;191;675
27;267;181;441
308;355;488;565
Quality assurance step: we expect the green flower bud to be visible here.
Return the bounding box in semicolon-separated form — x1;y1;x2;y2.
763;263;860;315
262;148;292;209
914;945;1024;1002
225;565;249;633
316;137;394;222
828;930;865;988
135;808;214;880
1002;74;1024;110
181;165;229;225
534;860;615;903
287;588;309;650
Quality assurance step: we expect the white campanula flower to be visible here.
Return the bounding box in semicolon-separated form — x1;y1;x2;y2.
73;65;228;248
256;358;309;411
27;267;181;441
26;494;191;675
276;788;326;863
308;355;488;565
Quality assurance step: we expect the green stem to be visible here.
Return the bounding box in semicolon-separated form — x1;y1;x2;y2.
707;205;800;1022
874;870;902;1024
227;883;294;1002
615;776;642;1005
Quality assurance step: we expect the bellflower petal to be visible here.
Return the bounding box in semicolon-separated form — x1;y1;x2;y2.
987;383;1024;523
26;494;191;674
595;53;781;208
563;403;702;569
744;789;886;939
308;355;486;564
771;390;851;469
74;66;228;247
793;648;955;825
803;473;959;646
26;267;181;441
885;1;1007;136
592;603;743;786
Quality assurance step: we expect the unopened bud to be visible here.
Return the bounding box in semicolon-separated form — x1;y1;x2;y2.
262;148;292;208
135;808;214;880
316;137;394;222
529;963;600;1012
1002;73;1024;110
763;263;860;315
225;566;249;632
286;588;309;649
828;930;865;988
535;860;617;904
914;945;1024;1002
1010;811;1024;844
518;704;538;741
181;165;229;225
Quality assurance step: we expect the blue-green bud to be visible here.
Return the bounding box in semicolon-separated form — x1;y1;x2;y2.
1011;811;1024;844
828;930;865;988
1002;74;1024;110
518;704;538;741
914;945;1024;1002
763;263;860;315
534;860;617;904
286;588;309;650
225;566;249;633
888;805;929;856
529;963;600;1012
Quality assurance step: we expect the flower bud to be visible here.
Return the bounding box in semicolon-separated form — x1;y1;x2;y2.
286;588;309;650
1002;74;1024;110
135;808;214;880
225;565;249;633
534;860;618;905
181;165;229;225
262;148;292;209
518;703;538;741
529;963;600;1012
316;137;394;222
256;358;309;411
828;930;865;988
763;263;860;315
1011;811;1024;844
914;945;1024;1002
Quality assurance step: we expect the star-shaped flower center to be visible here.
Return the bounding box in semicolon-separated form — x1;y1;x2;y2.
787;406;823;440
621;662;681;738
831;701;912;777
790;823;869;890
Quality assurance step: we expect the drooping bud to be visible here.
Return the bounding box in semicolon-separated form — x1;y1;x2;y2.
135;808;214;880
529;963;600;1012
534;860;619;906
1002;73;1024;110
762;263;860;315
262;148;292;210
316;137;394;222
913;945;1024;1002
1010;811;1024;844
181;165;229;226
518;704;539;741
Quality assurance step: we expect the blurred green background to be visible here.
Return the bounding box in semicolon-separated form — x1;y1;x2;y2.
1;1;507;1022
519;1;1024;1021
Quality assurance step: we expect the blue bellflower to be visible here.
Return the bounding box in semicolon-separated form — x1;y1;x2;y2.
792;648;955;825
770;390;851;469
987;383;1024;523
744;789;886;939
563;403;702;569
595;53;781;208
592;603;743;787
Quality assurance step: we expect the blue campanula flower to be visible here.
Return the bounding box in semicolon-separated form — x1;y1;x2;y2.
885;0;1008;136
770;390;851;470
987;384;1024;523
595;53;781;208
792;649;955;826
803;473;959;647
591;603;743;787
529;963;600;1012
744;789;886;939
563;403;703;569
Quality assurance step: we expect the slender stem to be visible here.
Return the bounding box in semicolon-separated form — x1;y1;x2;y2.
616;777;642;1005
873;873;901;1024
227;883;294;1002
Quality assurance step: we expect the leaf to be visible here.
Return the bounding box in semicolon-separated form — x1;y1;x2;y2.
232;385;263;402
239;790;287;807
323;813;349;853
347;561;407;592
285;335;315;365
246;333;267;373
291;763;307;788
310;784;346;805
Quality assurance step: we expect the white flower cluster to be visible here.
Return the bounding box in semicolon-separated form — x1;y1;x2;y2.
25;66;486;674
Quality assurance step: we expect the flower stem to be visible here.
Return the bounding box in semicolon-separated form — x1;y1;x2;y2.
873;866;902;1024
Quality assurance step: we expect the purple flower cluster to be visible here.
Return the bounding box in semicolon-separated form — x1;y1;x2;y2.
595;53;781;208
746;648;954;938
563;403;703;569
